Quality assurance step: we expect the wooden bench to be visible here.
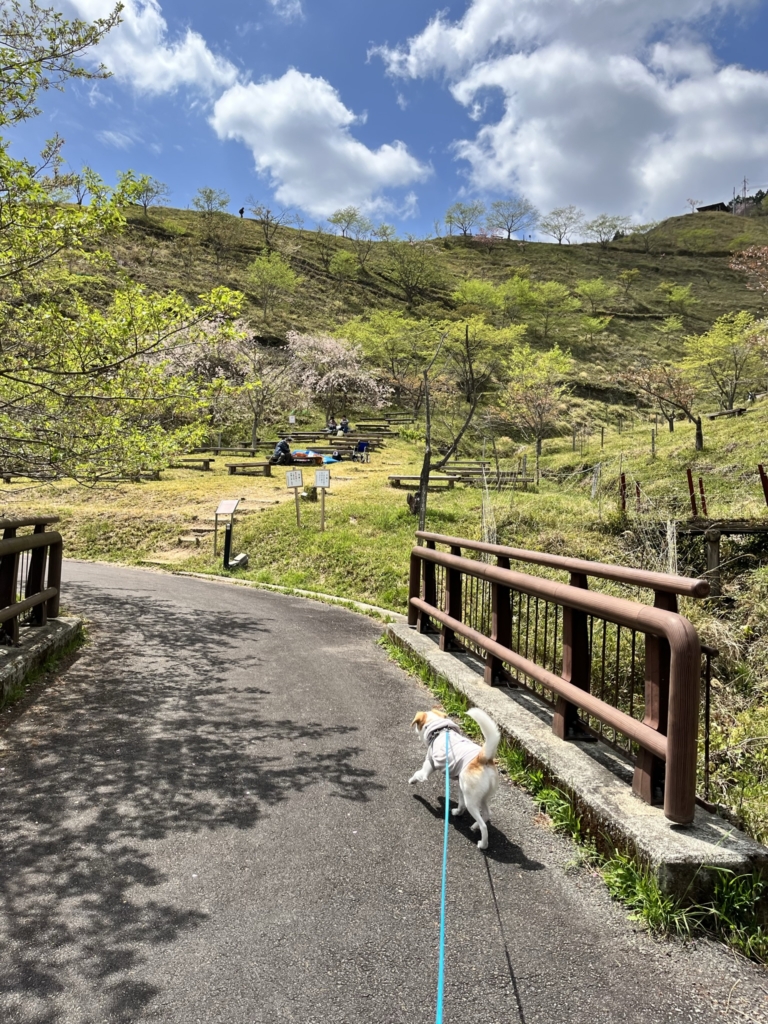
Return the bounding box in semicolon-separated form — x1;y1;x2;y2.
705;407;748;420
171;458;215;472
226;462;272;477
388;474;460;489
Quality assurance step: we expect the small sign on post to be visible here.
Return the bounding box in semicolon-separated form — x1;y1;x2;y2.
288;414;296;424
286;469;303;526
315;469;330;531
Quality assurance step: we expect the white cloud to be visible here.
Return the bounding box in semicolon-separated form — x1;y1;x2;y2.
374;0;768;220
65;1;238;95
96;129;137;149
266;0;304;22
210;69;431;217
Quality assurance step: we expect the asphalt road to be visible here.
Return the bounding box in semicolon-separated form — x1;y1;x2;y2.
0;562;765;1024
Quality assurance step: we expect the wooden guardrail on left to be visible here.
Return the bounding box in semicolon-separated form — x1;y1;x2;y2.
0;516;62;645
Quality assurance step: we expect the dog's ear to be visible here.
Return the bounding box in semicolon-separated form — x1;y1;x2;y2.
411;712;428;731
431;707;448;718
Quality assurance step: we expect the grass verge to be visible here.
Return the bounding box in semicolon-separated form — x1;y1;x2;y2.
379;634;768;966
0;624;86;716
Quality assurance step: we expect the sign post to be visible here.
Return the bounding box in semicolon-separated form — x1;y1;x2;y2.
315;469;330;531
286;469;303;526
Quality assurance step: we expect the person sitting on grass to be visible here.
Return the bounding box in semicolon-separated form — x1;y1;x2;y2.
339;416;350;434
326;416;337;433
270;437;293;465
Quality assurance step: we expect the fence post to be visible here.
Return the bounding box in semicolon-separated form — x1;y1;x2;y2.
46;538;62;618
633;590;676;806
408;551;420;627
686;468;698;517
0;544;19;644
553;573;591;740
440;545;463;651
26;543;48;626
484;556;511;685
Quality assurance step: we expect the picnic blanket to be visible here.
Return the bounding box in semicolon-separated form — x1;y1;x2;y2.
292;449;340;465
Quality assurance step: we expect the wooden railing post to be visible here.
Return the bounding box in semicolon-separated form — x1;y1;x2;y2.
418;540;437;633
26;542;49;626
553;572;591;740
0;525;19;644
46;538;62;618
633;590;676;805
485;556;511;685
440;545;463;651
408;551;420;627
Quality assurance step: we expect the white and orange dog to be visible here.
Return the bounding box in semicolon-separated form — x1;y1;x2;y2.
409;707;500;850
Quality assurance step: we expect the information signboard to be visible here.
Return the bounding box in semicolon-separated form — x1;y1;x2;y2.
315;469;330;489
286;469;303;489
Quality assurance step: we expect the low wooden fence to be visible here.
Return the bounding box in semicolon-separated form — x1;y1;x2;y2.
0;516;63;644
408;531;711;825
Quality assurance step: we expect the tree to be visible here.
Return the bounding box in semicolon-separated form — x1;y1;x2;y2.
657;281;699;316
583;214;633;248
539;205;583;244
627;222;661;254
350;215;376;270
329;250;357;280
247;200;295;250
618;268;640;300
313;224;336;272
287;332;389;418
445;200;485;237
387;239;440;304
119;171;170;216
619;361;704;450
247;253;300;319
525;281;579;339
452;279;502;313
574;277;619;314
683;311;764;410
340;309;435;413
503;344;572;473
192;186;234;267
328;206;361;238
0;3;244;478
730;246;768;292
0;1;120;128
686;198;702;214
485;196;539;240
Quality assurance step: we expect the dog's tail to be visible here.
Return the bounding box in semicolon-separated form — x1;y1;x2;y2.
466;707;501;763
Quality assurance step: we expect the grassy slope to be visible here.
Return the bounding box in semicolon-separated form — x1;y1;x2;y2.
97;208;768;382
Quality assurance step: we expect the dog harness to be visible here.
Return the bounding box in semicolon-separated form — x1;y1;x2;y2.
423;719;481;779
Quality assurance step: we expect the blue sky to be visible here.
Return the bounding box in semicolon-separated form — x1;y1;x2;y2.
9;1;768;235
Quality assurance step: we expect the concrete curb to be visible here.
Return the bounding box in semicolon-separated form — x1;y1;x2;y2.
387;622;768;900
0;617;83;705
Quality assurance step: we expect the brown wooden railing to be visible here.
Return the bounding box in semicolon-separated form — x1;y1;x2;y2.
0;516;62;645
408;532;710;825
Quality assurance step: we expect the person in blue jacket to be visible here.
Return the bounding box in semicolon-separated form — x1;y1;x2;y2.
270;437;293;465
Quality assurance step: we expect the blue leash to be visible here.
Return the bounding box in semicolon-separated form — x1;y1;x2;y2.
435;728;450;1024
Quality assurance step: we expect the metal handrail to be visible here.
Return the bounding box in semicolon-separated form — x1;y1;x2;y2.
408;545;703;825
416;531;710;599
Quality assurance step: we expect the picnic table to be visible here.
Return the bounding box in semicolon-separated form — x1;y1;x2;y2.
225;462;272;477
388;474;460;489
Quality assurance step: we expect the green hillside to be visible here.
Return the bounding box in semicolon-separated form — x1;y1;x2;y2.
99;208;768;387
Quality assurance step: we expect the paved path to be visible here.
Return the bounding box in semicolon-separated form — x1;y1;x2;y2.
0;562;765;1024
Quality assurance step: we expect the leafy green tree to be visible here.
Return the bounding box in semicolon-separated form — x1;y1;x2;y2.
118;171;170;216
618;268;640;300
340;309;435;413
328;206;361;238
503;344;572;465
620;361;704;449
329;249;357;280
388;239;440;304
445;200;485;236
583;214;632;248
574;277;619;314
525;281;580;339
247;253;301;318
485;196;539;239
657;281;699;316
192;186;235;266
683;311;764;410
0;5;244;477
539;205;583;244
452;278;502;312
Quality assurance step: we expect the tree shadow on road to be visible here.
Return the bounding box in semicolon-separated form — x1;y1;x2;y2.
412;794;545;869
0;589;383;1023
